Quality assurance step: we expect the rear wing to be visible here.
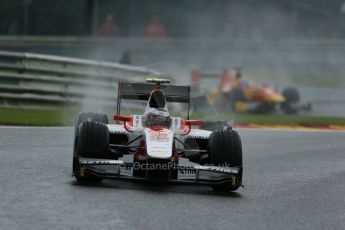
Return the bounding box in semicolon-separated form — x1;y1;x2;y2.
116;82;191;118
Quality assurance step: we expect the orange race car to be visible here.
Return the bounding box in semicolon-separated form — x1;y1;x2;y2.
191;69;312;114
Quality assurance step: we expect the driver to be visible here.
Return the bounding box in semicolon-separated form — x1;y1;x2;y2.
143;89;171;127
233;69;249;90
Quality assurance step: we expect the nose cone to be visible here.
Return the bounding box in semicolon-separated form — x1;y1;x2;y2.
260;87;285;103
144;128;174;159
267;94;285;103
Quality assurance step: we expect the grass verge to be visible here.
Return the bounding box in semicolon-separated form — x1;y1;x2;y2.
1;107;345;127
0;107;78;126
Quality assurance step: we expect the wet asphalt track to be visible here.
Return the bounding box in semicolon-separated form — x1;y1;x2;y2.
0;126;345;230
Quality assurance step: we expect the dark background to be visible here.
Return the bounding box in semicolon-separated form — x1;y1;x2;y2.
0;0;344;38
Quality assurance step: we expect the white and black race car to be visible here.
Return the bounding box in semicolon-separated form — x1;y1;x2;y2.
72;79;243;192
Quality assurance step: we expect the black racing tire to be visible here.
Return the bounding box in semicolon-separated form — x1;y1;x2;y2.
209;129;242;166
75;112;108;134
200;120;231;131
73;112;108;155
76;121;109;158
281;87;300;114
208;128;243;192
74;121;109;183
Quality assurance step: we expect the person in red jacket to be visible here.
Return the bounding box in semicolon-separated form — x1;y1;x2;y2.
145;16;167;38
97;14;119;37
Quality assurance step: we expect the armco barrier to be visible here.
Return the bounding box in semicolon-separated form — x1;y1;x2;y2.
0;50;161;107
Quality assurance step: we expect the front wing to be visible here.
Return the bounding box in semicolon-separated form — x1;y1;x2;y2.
76;157;242;187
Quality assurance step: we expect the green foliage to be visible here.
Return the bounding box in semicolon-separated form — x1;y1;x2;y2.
0;107;76;126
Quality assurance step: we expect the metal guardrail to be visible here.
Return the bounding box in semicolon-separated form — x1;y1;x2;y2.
1;36;344;79
0;50;161;107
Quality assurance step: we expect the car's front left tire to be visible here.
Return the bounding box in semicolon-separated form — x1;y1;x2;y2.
208;128;243;192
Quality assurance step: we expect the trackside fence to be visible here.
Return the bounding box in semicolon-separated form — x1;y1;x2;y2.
0;51;161;107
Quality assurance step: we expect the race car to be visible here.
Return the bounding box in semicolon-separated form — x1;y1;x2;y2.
210;84;312;114
191;69;312;114
72;78;243;192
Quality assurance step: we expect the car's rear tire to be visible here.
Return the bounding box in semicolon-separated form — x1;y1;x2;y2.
73;112;108;153
208;128;242;192
74;121;109;183
200;120;231;131
75;112;108;134
281;87;300;114
76;121;109;158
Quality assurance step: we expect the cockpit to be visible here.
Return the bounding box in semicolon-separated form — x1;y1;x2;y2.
143;89;171;127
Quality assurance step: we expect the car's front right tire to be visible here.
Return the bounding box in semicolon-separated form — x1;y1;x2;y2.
74;112;108;135
73;121;109;183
